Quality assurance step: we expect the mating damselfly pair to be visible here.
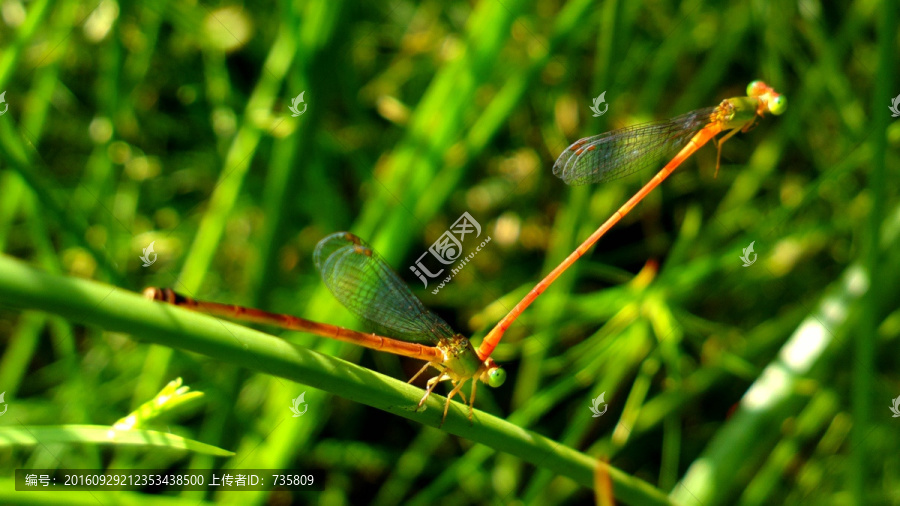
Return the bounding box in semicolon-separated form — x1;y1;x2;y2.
146;81;785;424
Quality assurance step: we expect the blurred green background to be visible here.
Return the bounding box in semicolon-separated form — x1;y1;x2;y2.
0;0;898;504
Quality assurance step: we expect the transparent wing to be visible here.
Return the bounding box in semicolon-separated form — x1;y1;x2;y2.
553;108;716;185
314;232;456;344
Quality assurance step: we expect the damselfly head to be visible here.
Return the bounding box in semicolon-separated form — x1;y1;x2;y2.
482;358;506;387
746;80;770;97
747;80;786;116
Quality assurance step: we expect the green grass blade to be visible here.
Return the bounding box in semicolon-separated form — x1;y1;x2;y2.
0;425;233;457
0;253;672;504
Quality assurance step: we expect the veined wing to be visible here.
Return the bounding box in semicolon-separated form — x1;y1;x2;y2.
553;107;717;185
314;232;456;345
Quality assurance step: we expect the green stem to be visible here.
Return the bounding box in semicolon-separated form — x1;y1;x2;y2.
853;0;895;499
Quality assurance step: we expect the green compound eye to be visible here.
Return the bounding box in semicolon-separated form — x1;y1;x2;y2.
487;367;506;387
746;80;765;96
768;94;787;115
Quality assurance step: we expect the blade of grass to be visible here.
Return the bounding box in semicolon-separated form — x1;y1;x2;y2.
672;263;870;504
177;22;296;292
853;0;895;499
0;254;672;504
0;425;233;457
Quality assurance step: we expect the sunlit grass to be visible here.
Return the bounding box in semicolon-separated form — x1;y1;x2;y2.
0;0;896;504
